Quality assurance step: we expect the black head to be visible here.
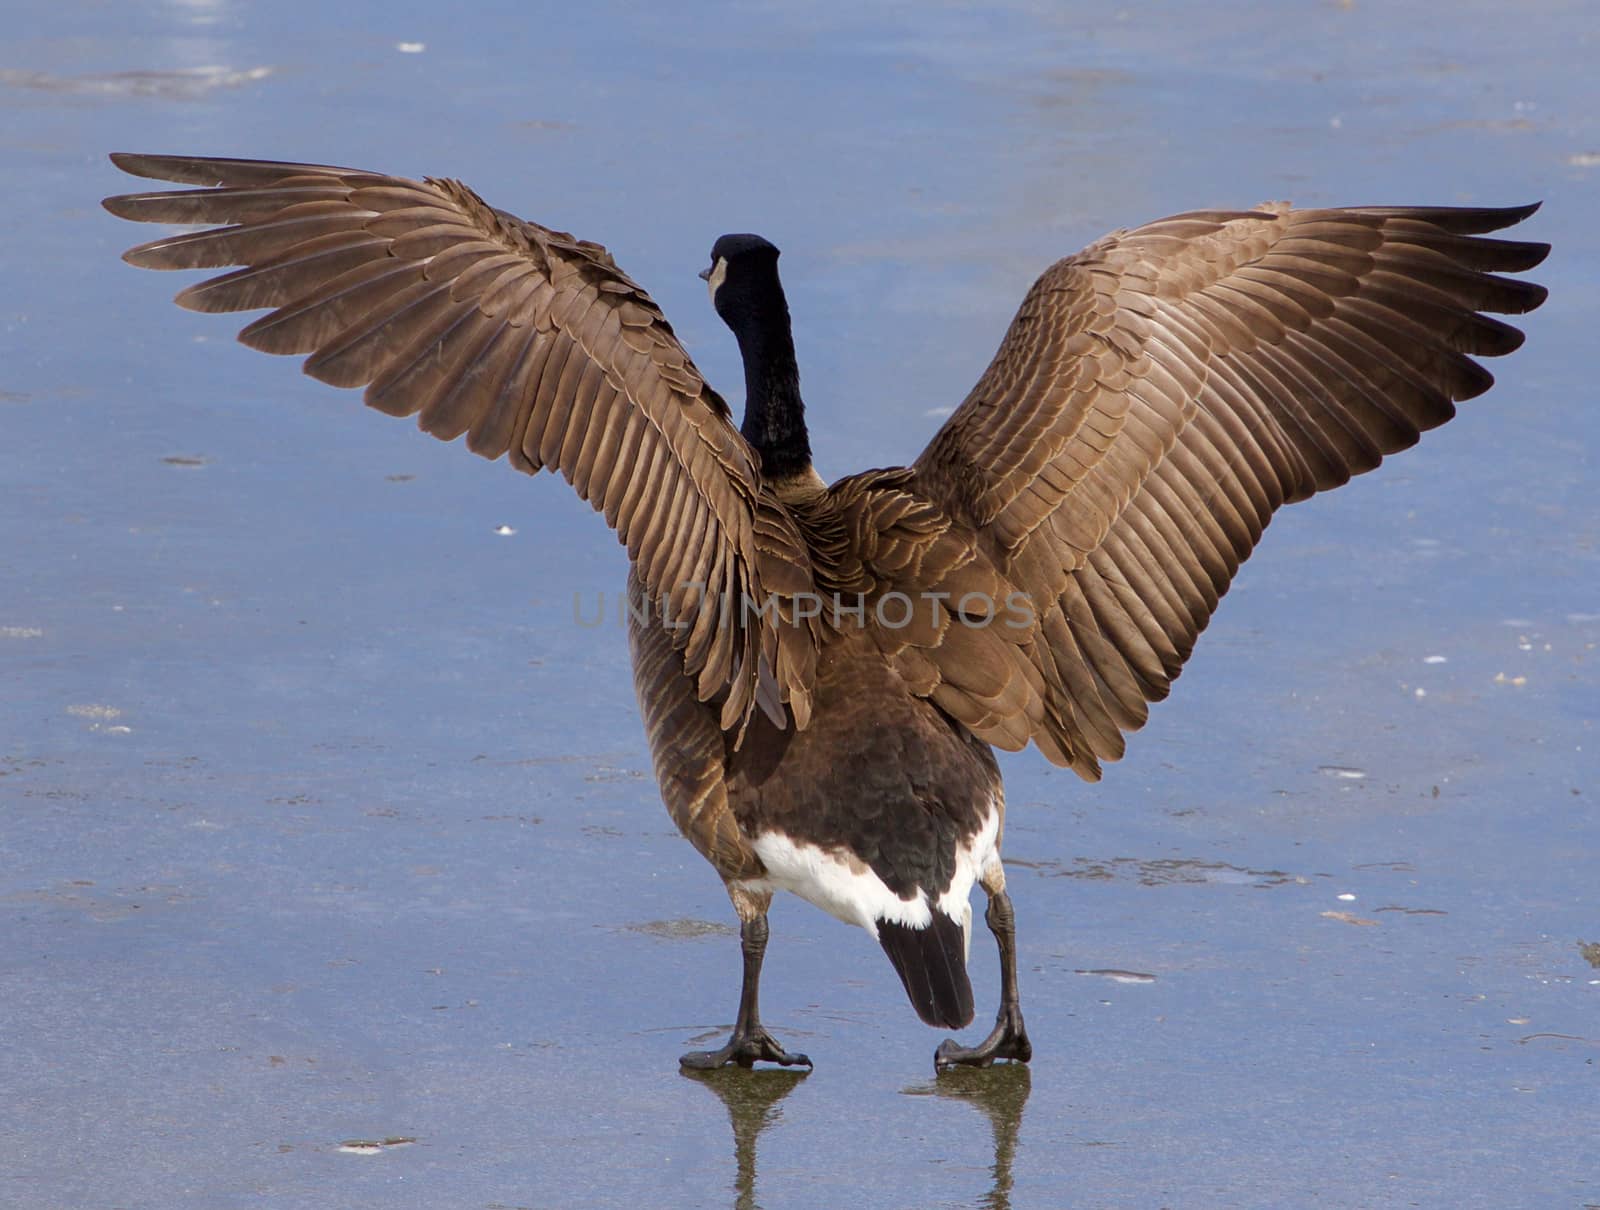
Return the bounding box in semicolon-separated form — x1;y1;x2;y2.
699;233;784;326
697;233;809;476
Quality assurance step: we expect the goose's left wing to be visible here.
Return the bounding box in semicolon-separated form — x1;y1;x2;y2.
909;202;1547;778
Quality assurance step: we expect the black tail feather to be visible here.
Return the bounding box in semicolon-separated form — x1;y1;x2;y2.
877;912;974;1029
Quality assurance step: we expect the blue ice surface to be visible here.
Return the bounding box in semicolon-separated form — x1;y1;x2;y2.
2;2;1596;1207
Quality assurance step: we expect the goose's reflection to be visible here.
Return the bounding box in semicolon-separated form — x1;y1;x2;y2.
684;1062;1028;1210
681;1066;808;1210
904;1064;1031;1210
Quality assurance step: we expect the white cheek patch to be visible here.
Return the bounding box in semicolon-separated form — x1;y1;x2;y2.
706;256;728;301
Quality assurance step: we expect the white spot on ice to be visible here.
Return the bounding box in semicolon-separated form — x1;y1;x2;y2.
337;1137;416;1155
1074;969;1157;984
1318;765;1366;780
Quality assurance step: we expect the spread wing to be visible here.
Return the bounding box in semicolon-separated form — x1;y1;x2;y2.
103;153;817;732
912;202;1548;778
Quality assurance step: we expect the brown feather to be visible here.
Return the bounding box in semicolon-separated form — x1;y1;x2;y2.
104;154;818;739
914;202;1545;775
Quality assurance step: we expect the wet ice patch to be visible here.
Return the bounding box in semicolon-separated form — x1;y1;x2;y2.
622;919;736;941
1318;765;1366;780
1011;854;1302;888
1321;910;1379;927
0;65;271;98
67;704;130;733
584;765;647;783
337;1137;417;1155
1074;969;1157;984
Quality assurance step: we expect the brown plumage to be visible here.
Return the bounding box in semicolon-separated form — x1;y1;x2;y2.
104;153;1547;1072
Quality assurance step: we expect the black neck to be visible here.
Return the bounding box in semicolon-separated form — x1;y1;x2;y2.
728;289;811;479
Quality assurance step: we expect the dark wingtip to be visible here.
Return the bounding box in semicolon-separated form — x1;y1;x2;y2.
107;151;172;181
878;912;975;1030
1490;200;1542;226
1429;201;1544;234
105;156;139;216
1519;240;1552;272
1352;201;1546;237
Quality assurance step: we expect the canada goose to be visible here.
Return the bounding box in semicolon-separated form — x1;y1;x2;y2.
103;153;1548;1072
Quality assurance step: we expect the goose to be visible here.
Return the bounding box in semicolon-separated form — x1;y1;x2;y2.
103;153;1548;1071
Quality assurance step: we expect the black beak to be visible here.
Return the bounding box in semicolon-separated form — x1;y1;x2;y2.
697;265;712;281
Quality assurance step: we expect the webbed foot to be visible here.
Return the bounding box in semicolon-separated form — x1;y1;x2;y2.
681;1025;812;1071
934;1004;1031;1071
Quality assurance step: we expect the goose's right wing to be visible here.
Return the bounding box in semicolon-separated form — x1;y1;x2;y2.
103;153;817;732
913;202;1548;778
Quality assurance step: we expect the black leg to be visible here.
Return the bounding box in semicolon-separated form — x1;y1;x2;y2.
681;914;812;1070
934;888;1032;1071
